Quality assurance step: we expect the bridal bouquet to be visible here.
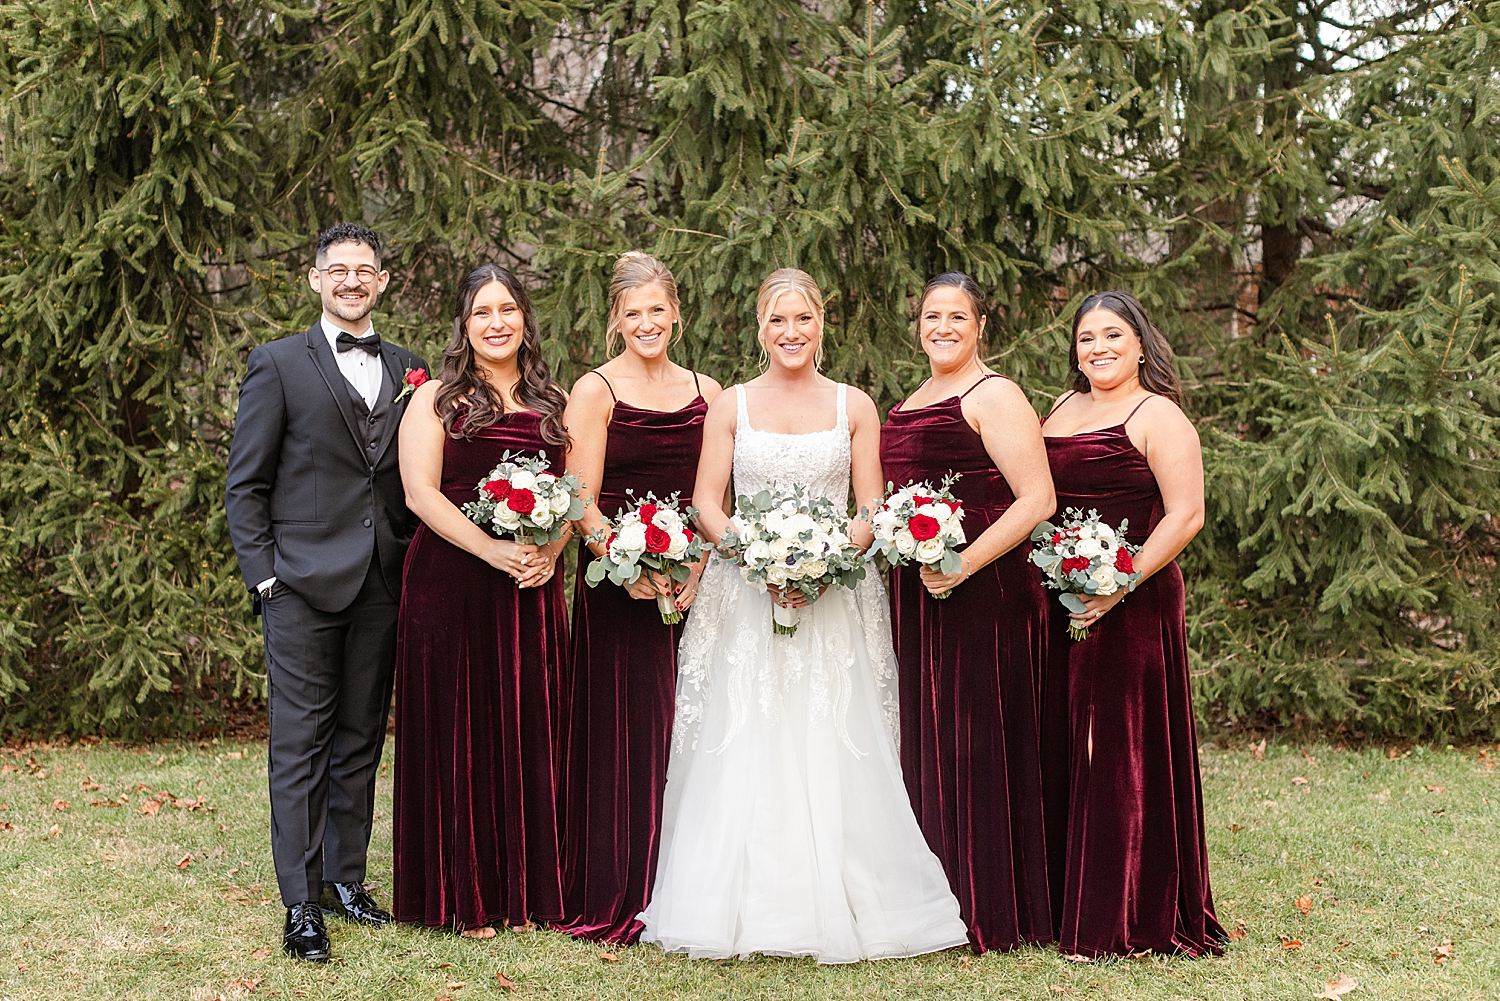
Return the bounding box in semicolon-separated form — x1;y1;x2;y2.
463;451;584;546
585;491;706;624
1029;507;1142;639
719;485;867;637
870;478;967;597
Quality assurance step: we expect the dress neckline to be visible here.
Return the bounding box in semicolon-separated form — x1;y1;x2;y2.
890;395;961;415
735;383;848;437
611;395;706;417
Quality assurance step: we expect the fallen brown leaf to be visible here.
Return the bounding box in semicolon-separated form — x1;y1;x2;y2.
1227;926;1247;941
1313;973;1358;999
1432;808;1445;816
227;977;263;990
1295;896;1313;915
1424;784;1444;793
494;972;516;990
599;951;619;962
1361;908;1376;914
51;799;69;811
1229;823;1243;832
1253;739;1266;760
1434;941;1453;964
445;982;466;990
1282;938;1303;950
250;947;272;960
1292;776;1309;786
226;751;244;760
90;798;123;808
140;799;161;817
80;779;101;791
154;754;166;765
0;763;15;774
176;853;193;870
0;821;13;831
1301;748;1317;762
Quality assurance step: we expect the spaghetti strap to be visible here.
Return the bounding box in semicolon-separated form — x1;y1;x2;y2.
692;369;702;396
593;370;617;402
959;373;1005;399
1041;390;1077;426
1122;394;1157;425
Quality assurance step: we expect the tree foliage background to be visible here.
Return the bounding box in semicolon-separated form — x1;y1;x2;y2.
1;0;1497;738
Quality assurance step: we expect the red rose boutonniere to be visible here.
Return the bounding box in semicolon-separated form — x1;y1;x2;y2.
394;366;429;404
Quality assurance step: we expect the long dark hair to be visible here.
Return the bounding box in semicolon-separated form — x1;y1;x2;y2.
434;264;569;447
1068;290;1183;406
918;272;989;331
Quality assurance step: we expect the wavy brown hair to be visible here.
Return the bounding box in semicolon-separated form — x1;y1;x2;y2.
434;264;569;447
1068;290;1183;406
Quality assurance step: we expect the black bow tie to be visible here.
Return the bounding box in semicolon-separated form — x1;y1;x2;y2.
335;331;381;356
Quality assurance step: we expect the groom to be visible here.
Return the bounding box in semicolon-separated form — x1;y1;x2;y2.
226;224;427;961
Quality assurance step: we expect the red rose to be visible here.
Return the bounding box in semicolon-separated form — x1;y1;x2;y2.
507;487;536;514
683;527;695;541
1114;547;1134;574
644;524;671;554
1051;531;1063;545
913;495;935;509
638;503;659;526
944;500;961;515
404;367;429;389
483;478;511;501
908;513;941;541
1061;556;1091;574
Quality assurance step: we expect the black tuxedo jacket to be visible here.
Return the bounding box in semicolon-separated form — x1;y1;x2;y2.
225;323;428;613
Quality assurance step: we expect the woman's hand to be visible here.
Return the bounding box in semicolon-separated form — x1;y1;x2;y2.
1069;588;1127;629
674;567;704;612
918;552;974;596
626;570;670;601
484;539;541;580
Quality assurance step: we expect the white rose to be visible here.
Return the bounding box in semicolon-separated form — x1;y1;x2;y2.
1075;522;1095;540
894;529;917;556
616;521;648;554
534;471;557;486
651;508;683;533
1075;537;1103;558
745;540;772;565
666;530;689;560
769;538;793;562
916;503;946;522
801;559;829;579
509;469;536;491
764;510;784;533
494;505;522;529
948;524;968;546
786;513;815;537
1090;565;1119;595
766;565;789;586
915;538;945;564
530;507;555;530
549;489;572;515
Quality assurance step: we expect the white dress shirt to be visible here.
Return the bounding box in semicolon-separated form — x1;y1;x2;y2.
256;317;388;595
322;315;386;410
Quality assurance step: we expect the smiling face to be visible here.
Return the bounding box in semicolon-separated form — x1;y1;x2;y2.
465;280;526;369
616;283;678;361
760;290;823;373
1074;307;1144;392
919;285;985;371
309;240;389;329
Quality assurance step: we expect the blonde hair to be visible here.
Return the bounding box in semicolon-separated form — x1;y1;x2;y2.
605;251;680;356
755;268;826;369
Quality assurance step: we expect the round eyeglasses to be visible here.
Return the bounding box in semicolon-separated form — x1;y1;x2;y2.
318;265;380;284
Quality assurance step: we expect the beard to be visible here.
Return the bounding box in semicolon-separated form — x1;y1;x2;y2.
325;287;377;323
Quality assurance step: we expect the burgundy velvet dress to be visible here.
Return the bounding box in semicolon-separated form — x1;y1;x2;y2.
1040;398;1225;958
555;375;706;944
392;409;568;930
880;374;1053;954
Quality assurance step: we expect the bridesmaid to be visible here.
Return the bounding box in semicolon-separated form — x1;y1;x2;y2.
1039;290;1224;959
555;252;722;943
881;272;1057;953
392;264;571;936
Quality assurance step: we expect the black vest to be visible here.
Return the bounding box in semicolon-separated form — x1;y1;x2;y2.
345;369;394;461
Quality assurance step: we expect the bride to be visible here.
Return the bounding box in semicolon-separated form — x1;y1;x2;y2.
638;269;967;963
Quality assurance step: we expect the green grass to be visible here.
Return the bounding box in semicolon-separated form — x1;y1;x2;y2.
0;739;1496;1000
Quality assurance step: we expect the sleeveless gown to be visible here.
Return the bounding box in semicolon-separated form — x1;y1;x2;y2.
1041;403;1225;958
880;375;1052;953
638;384;967;963
392;410;567;929
556;377;707;943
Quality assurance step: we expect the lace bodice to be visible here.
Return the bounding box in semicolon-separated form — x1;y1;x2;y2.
732;384;851;506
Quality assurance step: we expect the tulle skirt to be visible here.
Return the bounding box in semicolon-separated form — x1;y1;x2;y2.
638;559;968;963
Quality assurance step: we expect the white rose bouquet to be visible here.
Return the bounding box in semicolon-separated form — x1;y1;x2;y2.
869;477;967;598
718;485;868;637
462;450;584;546
584;491;706;624
1029;507;1142;639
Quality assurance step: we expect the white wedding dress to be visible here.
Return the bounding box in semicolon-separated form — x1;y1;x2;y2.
637;385;968;963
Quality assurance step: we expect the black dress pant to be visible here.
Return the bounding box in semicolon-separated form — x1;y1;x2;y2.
261;556;398;905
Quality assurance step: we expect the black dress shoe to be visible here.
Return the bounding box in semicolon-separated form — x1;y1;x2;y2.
283;901;330;962
321;880;393;926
